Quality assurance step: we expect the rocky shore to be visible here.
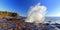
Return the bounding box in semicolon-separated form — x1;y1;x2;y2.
0;16;60;30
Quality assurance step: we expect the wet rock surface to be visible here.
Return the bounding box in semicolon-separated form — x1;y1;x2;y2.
0;17;60;30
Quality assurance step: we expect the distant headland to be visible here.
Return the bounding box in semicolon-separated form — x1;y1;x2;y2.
0;11;19;19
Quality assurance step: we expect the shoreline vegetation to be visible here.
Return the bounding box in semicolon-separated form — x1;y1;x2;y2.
0;11;19;20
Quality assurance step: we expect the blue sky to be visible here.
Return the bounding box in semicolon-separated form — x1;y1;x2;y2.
0;0;60;17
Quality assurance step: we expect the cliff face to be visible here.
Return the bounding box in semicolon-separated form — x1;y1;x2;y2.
0;11;19;20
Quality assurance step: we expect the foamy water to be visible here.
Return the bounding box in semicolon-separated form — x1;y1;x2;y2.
25;3;47;24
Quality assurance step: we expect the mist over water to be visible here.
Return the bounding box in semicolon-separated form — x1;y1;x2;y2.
25;3;47;24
